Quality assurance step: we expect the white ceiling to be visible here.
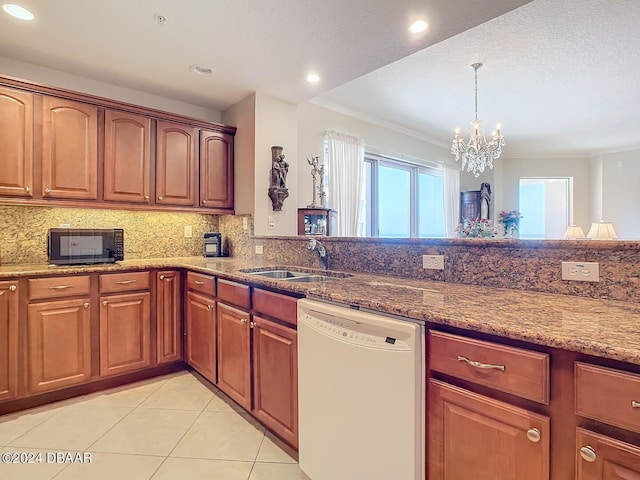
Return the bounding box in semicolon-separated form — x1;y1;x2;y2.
0;0;529;110
1;0;635;156
313;0;640;156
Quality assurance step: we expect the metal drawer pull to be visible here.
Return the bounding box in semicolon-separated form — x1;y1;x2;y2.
579;446;597;463
102;301;108;306
632;400;640;408
194;280;205;285
48;285;74;290
240;318;247;324
24;186;31;193
207;304;213;311
457;355;506;371
250;321;255;329
9;285;17;292
115;280;137;285
83;302;90;308
526;428;541;443
44;187;51;194
159;275;165;280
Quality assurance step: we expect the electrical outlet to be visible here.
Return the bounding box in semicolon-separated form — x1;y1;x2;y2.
255;245;264;255
561;261;599;282
422;255;444;270
183;225;193;238
60;224;70;228
268;216;275;230
243;217;248;230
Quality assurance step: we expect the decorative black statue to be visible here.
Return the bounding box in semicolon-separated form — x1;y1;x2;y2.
268;146;289;211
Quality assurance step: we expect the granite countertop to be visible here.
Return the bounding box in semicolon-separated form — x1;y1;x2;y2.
2;256;639;366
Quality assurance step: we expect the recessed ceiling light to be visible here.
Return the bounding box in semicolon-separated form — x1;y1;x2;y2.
2;3;34;20
190;65;214;76
409;20;427;34
306;73;320;83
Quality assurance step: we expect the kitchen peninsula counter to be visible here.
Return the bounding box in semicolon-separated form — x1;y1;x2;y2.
2;256;639;365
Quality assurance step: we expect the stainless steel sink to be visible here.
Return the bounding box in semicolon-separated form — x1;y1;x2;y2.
248;270;310;279
241;267;351;283
284;275;327;282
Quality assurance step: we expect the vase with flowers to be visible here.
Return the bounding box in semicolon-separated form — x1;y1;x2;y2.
499;210;523;238
456;218;498;238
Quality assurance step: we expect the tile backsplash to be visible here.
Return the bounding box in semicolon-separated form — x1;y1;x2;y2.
0;205;219;264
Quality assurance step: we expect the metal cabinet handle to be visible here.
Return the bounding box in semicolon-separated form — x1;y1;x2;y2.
102;300;108;306
9;285;17;292
632;400;640;408
158;196;164;201
250;321;255;329
159;275;165;280
526;428;541;443
83;302;90;308
115;280;136;285
144;195;149;200
207;304;213;311
48;285;74;290
457;355;506;372
194;280;204;285
24;186;31;193
240;318;247;324
44;187;51;194
202;199;207;204
579;446;597;463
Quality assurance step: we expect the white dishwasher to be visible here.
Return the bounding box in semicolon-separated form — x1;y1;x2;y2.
297;298;425;480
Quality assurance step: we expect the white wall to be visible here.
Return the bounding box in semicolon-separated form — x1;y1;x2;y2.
222;93;256;215
496;156;592;234
597;149;640;239
253;93;298;236
0;56;221;122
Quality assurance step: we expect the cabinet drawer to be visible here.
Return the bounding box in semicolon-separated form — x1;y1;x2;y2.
576;362;640;434
218;279;250;309
429;331;550;404
100;271;150;294
29;275;91;300
186;272;216;296
253;288;297;326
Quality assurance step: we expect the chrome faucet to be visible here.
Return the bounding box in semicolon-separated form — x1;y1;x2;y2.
308;238;329;270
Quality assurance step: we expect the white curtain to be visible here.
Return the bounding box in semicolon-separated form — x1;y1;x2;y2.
325;130;365;236
443;165;460;237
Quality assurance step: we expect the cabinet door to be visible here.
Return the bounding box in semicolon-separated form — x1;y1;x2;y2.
42;97;98;199
27;298;92;394
103;110;151;203
217;302;251;410
156;121;197;206
576;428;640;480
0;281;19;401
185;291;216;384
429;379;550;480
99;292;151;377
0;86;33;197
157;271;181;364
252;315;298;448
200;130;233;209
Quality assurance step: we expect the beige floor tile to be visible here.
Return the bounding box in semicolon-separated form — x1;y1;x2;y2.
84;380;166;408
138;374;215;411
204;390;244;413
54;452;164;480
0;447;74;480
0;404;67;446
9;404;132;451
171;411;265;461
249;462;311;480
256;432;297;463
90;408;199;456
151;457;252;480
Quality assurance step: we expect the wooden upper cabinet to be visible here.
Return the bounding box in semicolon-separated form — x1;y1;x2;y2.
200;130;233;209
156;121;197;206
0;86;33;198
42;97;98;200
0;281;19;401
103;110;151;203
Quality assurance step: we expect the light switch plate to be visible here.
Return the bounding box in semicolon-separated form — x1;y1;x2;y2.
561;261;599;282
243;217;248;230
183;225;193;238
423;255;445;270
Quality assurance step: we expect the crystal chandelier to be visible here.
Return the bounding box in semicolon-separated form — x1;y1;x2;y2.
451;63;505;177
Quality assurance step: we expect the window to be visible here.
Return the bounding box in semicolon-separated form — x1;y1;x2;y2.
364;155;445;238
518;177;572;239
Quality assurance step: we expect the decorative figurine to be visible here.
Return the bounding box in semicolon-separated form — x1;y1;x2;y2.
268;146;289;211
306;155;324;208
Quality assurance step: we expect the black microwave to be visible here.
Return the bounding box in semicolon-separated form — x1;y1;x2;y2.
48;228;124;265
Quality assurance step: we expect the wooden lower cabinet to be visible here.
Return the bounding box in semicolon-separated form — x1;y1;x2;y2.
99;292;151;377
185;291;217;384
576;428;640;479
252;315;298;448
429;379;550;480
0;281;19;401
156;271;181;364
27;298;92;394
217;302;251;410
